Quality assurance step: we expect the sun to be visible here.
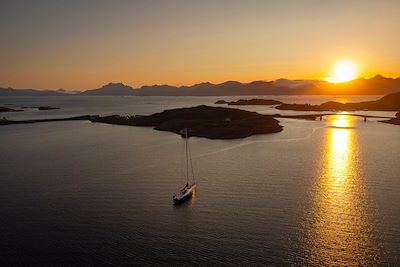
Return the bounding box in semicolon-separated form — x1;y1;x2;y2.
325;61;357;83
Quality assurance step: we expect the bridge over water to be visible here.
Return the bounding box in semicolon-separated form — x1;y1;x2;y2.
274;112;395;121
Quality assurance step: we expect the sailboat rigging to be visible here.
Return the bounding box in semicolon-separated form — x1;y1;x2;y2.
173;128;197;205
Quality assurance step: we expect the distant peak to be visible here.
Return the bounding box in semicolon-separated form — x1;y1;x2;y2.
103;82;126;87
247;80;271;85
219;81;242;85
194;82;214;86
371;74;390;81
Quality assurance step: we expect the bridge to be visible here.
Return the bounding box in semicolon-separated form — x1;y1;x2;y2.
274;113;395;121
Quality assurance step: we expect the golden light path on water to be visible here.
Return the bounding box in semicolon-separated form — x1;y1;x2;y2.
302;114;379;266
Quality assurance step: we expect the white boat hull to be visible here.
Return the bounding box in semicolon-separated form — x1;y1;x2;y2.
173;184;196;205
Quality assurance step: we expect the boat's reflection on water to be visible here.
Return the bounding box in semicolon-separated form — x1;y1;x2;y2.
301;115;379;266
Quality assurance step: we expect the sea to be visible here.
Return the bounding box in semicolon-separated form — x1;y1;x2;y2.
0;95;399;266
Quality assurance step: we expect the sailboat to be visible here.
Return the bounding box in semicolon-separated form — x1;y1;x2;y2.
173;128;197;205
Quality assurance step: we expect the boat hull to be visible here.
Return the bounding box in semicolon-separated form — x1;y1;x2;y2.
173;185;196;205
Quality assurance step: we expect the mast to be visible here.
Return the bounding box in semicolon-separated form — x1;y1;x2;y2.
185;128;189;187
188;133;195;184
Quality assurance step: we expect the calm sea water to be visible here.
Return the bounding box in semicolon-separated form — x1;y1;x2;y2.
0;96;399;266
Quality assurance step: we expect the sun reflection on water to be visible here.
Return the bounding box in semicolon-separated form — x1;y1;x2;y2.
329;113;353;128
300;116;379;266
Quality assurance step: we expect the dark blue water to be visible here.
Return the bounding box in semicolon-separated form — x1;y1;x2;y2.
0;96;399;266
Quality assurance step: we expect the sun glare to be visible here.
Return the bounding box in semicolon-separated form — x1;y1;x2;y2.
329;113;354;128
325;61;357;83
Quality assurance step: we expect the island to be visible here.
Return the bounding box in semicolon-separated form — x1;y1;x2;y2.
0;106;23;113
37;106;60;110
380;118;400;125
90;105;283;139
380;111;400;126
215;100;229;104
2;102;399;133
215;99;283;105
276;92;400;111
0;115;97;126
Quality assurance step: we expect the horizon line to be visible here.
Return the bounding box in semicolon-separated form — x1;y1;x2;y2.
1;74;398;92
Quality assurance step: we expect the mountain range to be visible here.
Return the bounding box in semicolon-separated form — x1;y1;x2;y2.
1;75;399;96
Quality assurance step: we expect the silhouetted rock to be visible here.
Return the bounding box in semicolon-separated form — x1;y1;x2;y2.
274;114;324;120
276;92;400;111
380;118;400;125
0;115;98;126
90;105;283;139
276;102;342;111
215;100;229;104
38;106;60;110
215;99;282;105
0;106;23;112
382;111;400;125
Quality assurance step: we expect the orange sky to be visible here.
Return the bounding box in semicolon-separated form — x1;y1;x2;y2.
0;1;399;90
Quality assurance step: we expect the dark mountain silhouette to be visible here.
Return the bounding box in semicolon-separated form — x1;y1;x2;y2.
2;75;400;96
79;82;135;96
319;75;400;95
56;88;80;94
136;84;180;96
276;91;400;111
116;76;400;96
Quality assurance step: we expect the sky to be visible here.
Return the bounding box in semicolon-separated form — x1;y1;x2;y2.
0;0;399;90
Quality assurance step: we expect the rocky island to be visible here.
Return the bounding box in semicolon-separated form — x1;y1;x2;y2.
0;106;23;112
380;111;400;125
215;99;283;105
0;115;97;126
90;105;283;139
276;92;400;111
2;100;399;132
38;106;60;110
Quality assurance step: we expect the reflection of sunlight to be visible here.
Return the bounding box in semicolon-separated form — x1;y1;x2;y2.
187;188;196;206
302;127;378;266
328;129;350;185
329;114;353;128
192;187;196;199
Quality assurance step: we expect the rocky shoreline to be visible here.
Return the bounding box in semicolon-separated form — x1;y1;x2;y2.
0;115;96;125
90;105;283;139
215;99;282;106
2;102;399;135
0;106;23;113
276;92;400;111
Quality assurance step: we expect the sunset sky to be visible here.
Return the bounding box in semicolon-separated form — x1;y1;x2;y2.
1;0;399;90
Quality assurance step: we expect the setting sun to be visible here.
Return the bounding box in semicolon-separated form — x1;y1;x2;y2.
326;61;357;83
